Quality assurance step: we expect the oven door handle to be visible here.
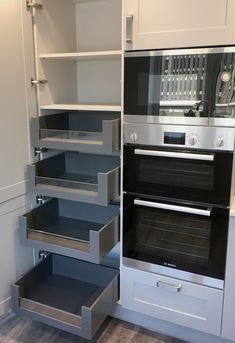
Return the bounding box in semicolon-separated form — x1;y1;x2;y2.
134;149;215;161
134;199;211;217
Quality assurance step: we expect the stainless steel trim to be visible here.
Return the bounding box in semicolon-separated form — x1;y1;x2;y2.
123;122;235;151
125;46;235;58
156;280;182;293
122;257;224;289
134;149;214;161
124;114;209;126
126;15;133;43
209;117;235;127
134;199;211;217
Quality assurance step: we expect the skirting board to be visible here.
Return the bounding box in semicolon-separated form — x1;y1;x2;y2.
112;303;231;343
0;297;11;317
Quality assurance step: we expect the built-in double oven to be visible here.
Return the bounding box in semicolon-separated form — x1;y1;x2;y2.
123;46;235;290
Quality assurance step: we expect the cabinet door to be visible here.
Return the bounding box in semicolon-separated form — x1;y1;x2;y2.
124;0;235;51
0;0;36;204
121;266;223;335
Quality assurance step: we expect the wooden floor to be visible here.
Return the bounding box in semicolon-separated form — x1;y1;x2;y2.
0;314;187;343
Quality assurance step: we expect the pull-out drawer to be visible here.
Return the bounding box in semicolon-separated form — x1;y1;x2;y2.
31;112;120;155
121;266;223;335
20;198;119;263
12;254;119;340
28;152;119;206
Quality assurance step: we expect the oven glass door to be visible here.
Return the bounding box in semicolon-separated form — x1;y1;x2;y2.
124;50;235;125
123;194;229;281
124;145;233;206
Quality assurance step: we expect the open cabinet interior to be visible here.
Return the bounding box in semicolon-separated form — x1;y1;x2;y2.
8;0;122;340
33;0;122;112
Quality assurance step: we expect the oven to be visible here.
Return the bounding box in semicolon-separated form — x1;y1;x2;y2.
123;125;235;289
124;144;233;207
124;47;235;126
123;194;229;289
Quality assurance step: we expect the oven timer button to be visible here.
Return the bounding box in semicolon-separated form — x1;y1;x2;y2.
130;132;138;142
188;135;197;146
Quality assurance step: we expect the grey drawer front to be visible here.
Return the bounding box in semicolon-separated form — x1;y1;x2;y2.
12;254;119;340
20;198;119;263
27;152;120;206
31;112;120;155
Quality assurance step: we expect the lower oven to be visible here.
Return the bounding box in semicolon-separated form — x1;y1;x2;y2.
123;194;229;289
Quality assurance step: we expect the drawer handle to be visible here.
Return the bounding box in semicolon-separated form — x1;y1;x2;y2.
134;149;215;161
134;199;211;217
126;15;133;43
157;280;182;293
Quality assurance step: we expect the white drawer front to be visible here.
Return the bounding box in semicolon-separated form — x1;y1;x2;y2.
121;266;223;335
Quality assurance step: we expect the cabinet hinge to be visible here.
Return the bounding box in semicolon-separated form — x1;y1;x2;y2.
34;146;48;155
31;78;48;86
26;1;43;10
38;250;49;260
36;195;48;205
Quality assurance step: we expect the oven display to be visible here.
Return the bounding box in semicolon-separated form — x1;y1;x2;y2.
164;132;185;145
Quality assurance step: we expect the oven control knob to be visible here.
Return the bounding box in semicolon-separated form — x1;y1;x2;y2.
130;132;138;142
188;135;197;146
216;137;224;148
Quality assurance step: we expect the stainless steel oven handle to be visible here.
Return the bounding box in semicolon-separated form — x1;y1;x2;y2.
134;199;211;217
134;149;215;161
156;280;182;293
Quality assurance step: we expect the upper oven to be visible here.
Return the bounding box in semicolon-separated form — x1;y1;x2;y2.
124;47;235;126
124;144;233;207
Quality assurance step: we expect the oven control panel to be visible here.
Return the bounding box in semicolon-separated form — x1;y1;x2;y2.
124;123;235;151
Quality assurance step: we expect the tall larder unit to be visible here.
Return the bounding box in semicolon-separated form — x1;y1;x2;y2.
11;0;122;339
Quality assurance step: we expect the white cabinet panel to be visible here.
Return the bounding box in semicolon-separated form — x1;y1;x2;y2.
0;197;33;316
121;266;223;335
124;0;235;50
0;1;35;203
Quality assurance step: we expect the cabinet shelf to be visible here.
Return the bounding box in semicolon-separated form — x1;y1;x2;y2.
20;198;119;264
31;112;120;155
28;152;120;206
39;50;122;61
40;103;121;112
12;254;119;340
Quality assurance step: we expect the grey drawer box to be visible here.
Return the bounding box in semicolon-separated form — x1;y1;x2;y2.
28;152;120;206
31;112;120;155
12;254;119;340
20;198;119;263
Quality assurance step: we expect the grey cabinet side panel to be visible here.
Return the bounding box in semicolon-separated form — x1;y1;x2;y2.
30;118;40;148
221;216;235;340
82;276;118;340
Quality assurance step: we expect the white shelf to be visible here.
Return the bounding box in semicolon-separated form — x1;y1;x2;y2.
39;50;122;61
40;103;121;112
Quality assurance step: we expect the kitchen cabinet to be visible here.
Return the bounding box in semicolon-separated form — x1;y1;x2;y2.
121;266;224;336
8;0;122;339
124;0;235;51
